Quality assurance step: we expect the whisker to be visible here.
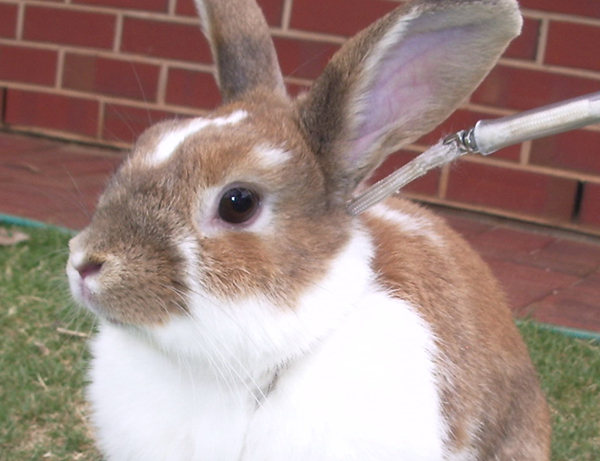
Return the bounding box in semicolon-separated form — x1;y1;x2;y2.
61;167;94;221
162;283;270;407
158;284;240;400
127;61;153;126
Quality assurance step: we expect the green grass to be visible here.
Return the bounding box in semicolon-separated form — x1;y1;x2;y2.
0;227;101;460
520;322;600;460
0;226;599;460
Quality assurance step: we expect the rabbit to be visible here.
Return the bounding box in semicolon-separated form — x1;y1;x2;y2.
66;0;551;459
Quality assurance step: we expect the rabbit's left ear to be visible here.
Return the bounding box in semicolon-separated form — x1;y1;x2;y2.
194;0;286;103
298;0;522;203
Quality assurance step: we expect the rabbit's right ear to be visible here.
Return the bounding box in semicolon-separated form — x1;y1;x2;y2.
194;0;286;103
298;0;522;205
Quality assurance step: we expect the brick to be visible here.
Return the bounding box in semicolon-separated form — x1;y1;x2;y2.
519;0;600;18
471;65;600;112
443;214;493;238
273;37;340;80
1;151;113;193
165;68;220;109
4;89;99;138
484;258;578;311
290;0;398;37
469;227;600;276
63;54;160;102
257;0;285;27
580;182;600;228
102;103;182;144
176;0;199;16
446;160;578;221
0;131;123;229
0;3;18;38
530;129;600;175
0;160;110;226
0;45;57;86
370;150;441;196
526;239;600;277
23;5;116;49
504;17;540;61
121;17;211;63
545;21;600;72
176;0;284;26
419;109;520;162
0;135;120;175
0;182;74;225
0;132;62;157
73;0;169;13
468;227;555;262
175;0;195;15
526;274;600;332
0;88;5;125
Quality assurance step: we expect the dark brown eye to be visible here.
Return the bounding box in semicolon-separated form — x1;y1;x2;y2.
218;187;260;224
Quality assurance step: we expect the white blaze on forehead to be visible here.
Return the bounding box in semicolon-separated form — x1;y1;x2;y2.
149;110;248;166
253;144;292;168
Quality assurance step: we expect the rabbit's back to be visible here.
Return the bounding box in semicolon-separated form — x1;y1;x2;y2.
363;197;551;459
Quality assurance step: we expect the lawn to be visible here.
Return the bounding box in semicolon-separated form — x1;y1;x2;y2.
0;225;598;460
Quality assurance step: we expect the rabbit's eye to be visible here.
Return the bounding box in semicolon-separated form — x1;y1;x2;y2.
218;187;260;224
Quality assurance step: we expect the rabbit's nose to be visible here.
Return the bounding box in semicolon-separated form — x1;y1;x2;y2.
75;261;103;280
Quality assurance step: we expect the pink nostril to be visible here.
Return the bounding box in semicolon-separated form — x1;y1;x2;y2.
77;262;103;279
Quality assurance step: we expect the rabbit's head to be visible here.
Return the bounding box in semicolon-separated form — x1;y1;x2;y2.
67;0;522;330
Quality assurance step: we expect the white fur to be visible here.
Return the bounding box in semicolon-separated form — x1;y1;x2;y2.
68;249;87;270
243;293;445;461
87;228;447;460
66;249;104;312
368;203;444;246
253;144;292;169
448;449;477;461
66;251;85;303
193;0;212;39
148;110;248;166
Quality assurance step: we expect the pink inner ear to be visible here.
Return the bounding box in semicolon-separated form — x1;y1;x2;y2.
351;26;474;160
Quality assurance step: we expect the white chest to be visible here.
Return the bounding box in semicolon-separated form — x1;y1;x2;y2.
88;327;262;461
88;290;446;461
243;293;447;461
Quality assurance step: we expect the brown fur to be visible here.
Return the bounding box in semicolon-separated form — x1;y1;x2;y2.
363;198;551;458
72;91;353;325
195;0;286;102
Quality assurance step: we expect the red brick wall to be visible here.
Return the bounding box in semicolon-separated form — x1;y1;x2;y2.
1;0;600;234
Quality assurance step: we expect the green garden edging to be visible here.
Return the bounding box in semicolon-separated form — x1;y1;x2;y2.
518;320;600;344
0;213;75;235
